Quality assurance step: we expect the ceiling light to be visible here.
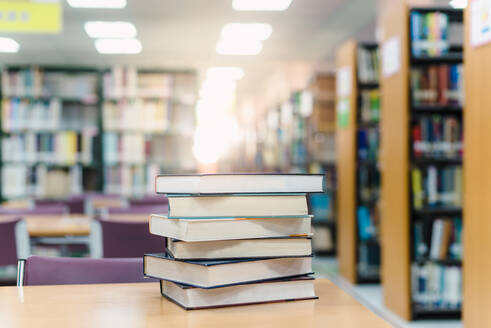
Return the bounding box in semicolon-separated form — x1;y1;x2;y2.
232;0;292;11
67;0;126;8
95;38;142;54
0;37;20;53
206;67;245;81
216;39;262;55
85;21;137;38
449;0;467;8
221;23;272;41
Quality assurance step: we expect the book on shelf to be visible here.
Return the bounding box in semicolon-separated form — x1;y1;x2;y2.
358;166;380;204
165;194;309;218
155;173;326;195
2;68;98;101
150;214;312;242
412;115;462;159
411;262;461;310
103;99;169;132
357;46;379;84
358;127;379;162
358;242;380;278
2;164;84;199
411;64;464;106
411;166;462;209
104;67;177;99
143;253;313;289
357;206;378;241
166;237;312;260
309;193;332;222
411;11;450;57
2;131;94;165
359;90;380;124
413;217;462;261
160;276;317;310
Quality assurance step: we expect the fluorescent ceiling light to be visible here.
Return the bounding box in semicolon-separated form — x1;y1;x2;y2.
221;23;272;41
232;0;292;11
95;38;142;54
206;67;244;81
0;37;20;53
216;39;262;55
449;0;467;8
85;21;137;38
67;0;126;8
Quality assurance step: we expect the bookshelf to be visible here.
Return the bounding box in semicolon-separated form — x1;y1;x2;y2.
335;41;381;284
463;1;491;326
379;2;463;320
0;66;103;201
102;67;198;197
249;76;337;256
0;65;198;202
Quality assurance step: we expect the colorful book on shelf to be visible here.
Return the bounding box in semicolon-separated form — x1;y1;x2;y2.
143;253;313;289
160;276;317;310
166;237;312;260
149;214;312;242
411;11;450;57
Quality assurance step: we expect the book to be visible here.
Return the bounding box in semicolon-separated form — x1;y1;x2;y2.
143;253;313;288
167;237;312;260
160;276;317;310
411;11;452;57
166;194;309;218
412;262;461;310
150;214;312;242
411;65;463;106
411;166;462;209
155;173;326;195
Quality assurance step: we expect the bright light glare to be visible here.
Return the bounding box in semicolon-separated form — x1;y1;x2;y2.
232;0;292;11
193;117;240;164
221;23;272;41
84;21;137;38
216;39;262;55
0;37;20;53
449;0;467;8
67;0;126;8
95;38;142;54
206;67;244;81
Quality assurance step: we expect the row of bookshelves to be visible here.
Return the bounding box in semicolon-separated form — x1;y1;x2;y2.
0;65;198;201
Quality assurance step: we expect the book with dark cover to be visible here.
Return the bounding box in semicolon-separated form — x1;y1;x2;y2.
143;253;313;289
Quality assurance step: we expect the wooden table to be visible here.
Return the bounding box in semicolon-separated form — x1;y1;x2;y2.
0;280;390;327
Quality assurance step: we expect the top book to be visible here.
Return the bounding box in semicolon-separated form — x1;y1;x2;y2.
155;173;326;195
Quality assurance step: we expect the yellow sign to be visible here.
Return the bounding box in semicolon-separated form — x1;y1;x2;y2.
0;0;61;34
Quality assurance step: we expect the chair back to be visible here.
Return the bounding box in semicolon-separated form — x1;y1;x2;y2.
95;218;165;258
129;194;168;206
106;204;168;215
0;217;29;266
20;256;155;286
0;204;68;216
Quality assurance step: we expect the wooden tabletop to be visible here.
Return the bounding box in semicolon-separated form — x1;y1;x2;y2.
0;279;390;327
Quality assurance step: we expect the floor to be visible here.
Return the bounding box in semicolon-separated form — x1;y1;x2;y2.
312;257;462;328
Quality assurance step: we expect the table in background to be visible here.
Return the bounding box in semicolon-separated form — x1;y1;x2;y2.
0;279;390;327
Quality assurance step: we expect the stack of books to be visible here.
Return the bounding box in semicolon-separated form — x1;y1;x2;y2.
143;173;325;309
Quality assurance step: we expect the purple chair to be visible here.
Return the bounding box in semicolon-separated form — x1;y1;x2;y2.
18;256;156;286
0;204;68;216
91;218;165;258
105;204;169;216
0;217;30;266
129;194;168;207
35;195;86;214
